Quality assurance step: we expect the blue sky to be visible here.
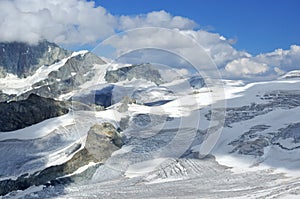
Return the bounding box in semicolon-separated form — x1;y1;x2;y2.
95;0;300;55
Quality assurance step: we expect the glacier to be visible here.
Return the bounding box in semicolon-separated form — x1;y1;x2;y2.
0;46;299;198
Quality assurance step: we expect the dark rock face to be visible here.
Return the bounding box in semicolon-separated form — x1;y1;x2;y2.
45;51;105;87
0;41;70;77
94;85;114;107
105;63;163;85
0;123;122;196
0;94;69;132
189;76;205;89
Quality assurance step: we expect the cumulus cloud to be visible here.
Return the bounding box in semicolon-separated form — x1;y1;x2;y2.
119;10;197;30
181;30;250;67
0;1;198;45
255;45;300;71
101;28;250;74
101;28;218;73
223;45;300;77
0;0;117;44
225;58;269;76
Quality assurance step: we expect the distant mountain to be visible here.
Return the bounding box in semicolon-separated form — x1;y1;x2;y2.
105;63;163;85
0;41;106;102
0;41;71;78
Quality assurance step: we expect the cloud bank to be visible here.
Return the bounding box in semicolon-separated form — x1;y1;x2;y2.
224;45;300;78
0;0;299;79
0;0;116;44
0;0;196;45
119;10;197;30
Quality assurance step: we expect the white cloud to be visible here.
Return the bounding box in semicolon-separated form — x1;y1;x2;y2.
255;45;300;71
0;0;116;44
101;28;217;71
101;28;250;74
223;45;300;78
225;58;269;76
119;10;197;30
0;1;198;45
181;30;250;66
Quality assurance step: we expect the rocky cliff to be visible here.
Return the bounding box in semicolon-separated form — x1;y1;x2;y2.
0;94;70;132
0;41;70;77
105;63;163;85
19;52;106;100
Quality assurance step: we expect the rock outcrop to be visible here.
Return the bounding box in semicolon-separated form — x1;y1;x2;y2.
189;76;206;89
0;122;123;196
105;63;163;85
0;94;70;132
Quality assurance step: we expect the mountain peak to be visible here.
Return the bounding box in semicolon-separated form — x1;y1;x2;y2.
0;40;71;78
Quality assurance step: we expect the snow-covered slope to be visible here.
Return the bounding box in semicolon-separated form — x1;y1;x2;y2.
0;53;300;198
279;70;300;79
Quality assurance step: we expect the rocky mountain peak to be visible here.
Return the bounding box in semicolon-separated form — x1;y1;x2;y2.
0;40;71;78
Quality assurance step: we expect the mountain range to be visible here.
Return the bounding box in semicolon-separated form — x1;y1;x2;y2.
0;41;299;198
